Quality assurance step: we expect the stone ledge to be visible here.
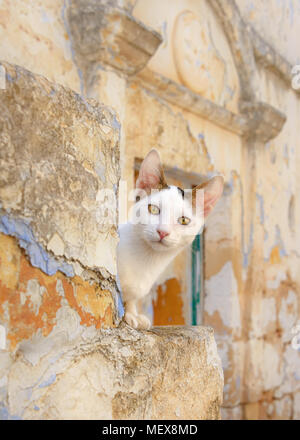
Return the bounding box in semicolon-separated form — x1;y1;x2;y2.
240;101;287;143
250;27;299;94
134;67;249;136
133;68;286;142
1;325;224;420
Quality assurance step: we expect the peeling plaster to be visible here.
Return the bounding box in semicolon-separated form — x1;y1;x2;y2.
61;0;85;95
264;225;288;262
256;193;265;224
116;275;125;318
20;279;46;315
266;270;287;290
236;173;254;270
275;225;288;258
205;262;241;331
278;290;297;340
263;342;284;391
0;0;299;420
39;373;57;388
261;297;276;332
5;325;223;420
243;222;254;268
0;215;74;278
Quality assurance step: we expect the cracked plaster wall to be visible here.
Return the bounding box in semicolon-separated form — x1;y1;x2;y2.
0;60;122;354
0;0;299;420
129;0;300;420
0;1;224;420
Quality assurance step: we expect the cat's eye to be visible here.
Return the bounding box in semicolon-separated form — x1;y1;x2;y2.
178;216;191;225
148;204;160;215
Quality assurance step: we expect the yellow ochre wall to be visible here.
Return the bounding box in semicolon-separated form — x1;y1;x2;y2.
0;0;299;420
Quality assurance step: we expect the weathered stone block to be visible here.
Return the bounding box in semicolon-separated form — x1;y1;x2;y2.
0;61;122;352
0;0;81;94
1;325;223;420
67;0;162;81
0;61;120;275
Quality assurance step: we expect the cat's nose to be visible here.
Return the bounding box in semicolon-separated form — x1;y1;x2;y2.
157;230;169;240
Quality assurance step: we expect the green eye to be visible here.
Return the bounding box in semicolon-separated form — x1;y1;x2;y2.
148;204;160;215
178;216;191;225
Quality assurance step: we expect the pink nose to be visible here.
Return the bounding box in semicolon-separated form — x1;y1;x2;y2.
157;230;169;240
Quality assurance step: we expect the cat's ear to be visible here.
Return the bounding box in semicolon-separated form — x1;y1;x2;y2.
192;176;224;217
136;149;168;194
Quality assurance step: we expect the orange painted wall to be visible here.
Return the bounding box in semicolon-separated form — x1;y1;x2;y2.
0;233;115;351
152;277;185;325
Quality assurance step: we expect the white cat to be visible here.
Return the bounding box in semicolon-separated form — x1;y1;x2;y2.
117;149;224;329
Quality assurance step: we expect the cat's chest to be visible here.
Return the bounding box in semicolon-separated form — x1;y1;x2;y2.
117;223;176;298
120;254;160;291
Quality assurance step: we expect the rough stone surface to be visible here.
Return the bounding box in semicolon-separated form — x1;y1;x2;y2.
67;0;162;90
1;325;223;420
0;61;120;276
0;61;122;353
0;234;115;351
0;0;82;94
1;0;300;421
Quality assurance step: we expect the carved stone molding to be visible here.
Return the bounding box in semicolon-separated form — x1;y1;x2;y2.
250;27;299;94
208;0;298;96
134;68;248;136
240;101;287;143
134;67;286;142
67;0;162;88
208;0;258;106
66;0;288;142
206;0;288;139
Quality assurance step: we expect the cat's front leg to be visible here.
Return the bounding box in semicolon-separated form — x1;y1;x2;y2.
135;314;151;330
124;300;151;330
124;300;139;329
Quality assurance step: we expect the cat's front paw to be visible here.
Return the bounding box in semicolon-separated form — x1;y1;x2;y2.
136;314;151;330
124;312;138;329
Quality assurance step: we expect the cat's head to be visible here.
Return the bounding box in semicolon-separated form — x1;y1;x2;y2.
130;149;224;252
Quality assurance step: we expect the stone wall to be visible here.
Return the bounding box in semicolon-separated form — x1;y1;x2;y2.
0;61;122;352
0;0;299;420
129;0;300;419
1;325;223;420
0;1;224;420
